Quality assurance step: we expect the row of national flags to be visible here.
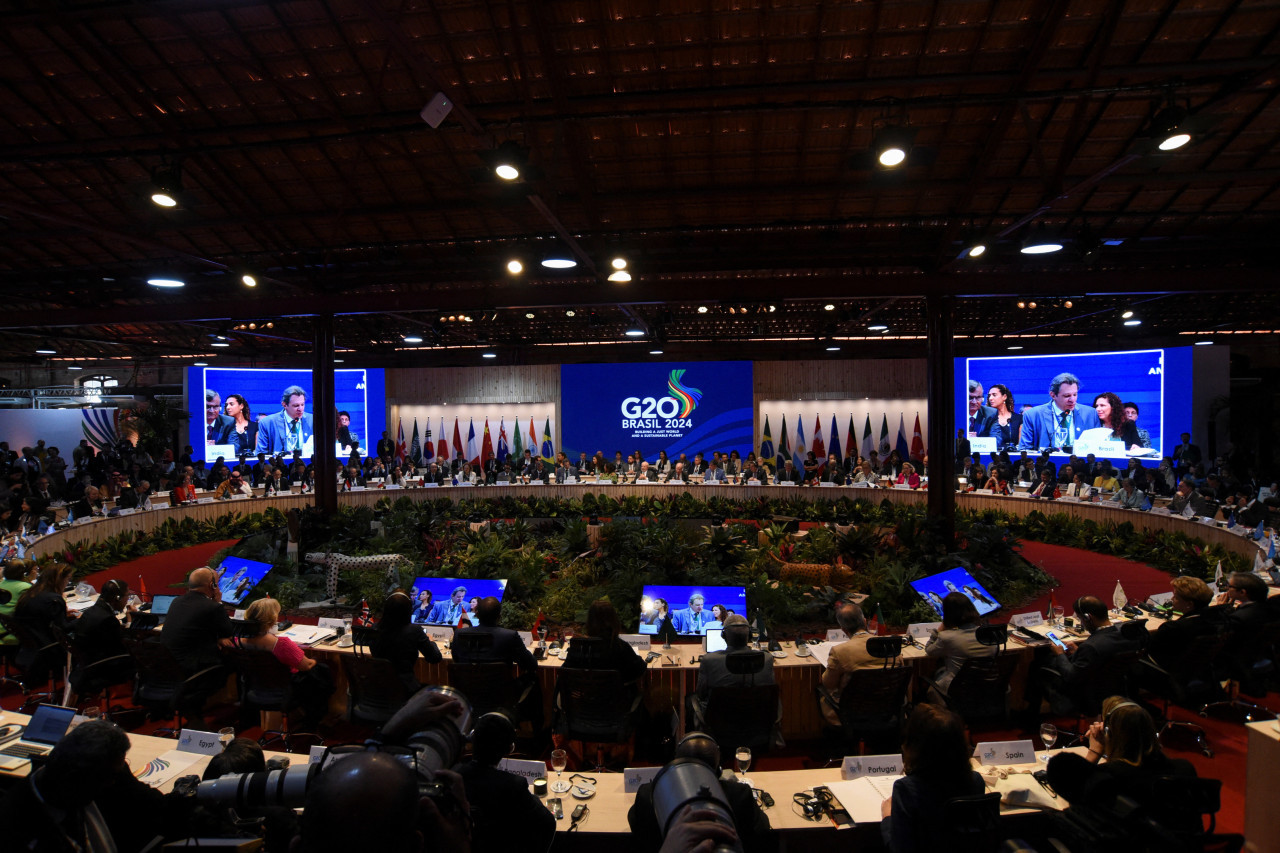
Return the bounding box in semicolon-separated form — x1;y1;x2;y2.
393;416;554;468
758;413;925;473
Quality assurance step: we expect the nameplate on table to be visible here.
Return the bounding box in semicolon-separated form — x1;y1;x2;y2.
975;740;1036;765
425;626;454;643
1148;591;1174;606
970;437;997;453
746;479;761;485
231;493;249;500
318;617;348;633
974;489;994;495
1010;612;1045;628
564;477;578;484
177;729;225;755
499;757;547;783
233;609;247;620
624;766;662;793
819;481;836;488
907;622;940;640
198;498;214;504
621;633;651;652
826;628;845;642
517;631;533;648
1059;495;1080;503
841;753;904;780
1149;506;1171;516
422;482;438;488
385;484;402;490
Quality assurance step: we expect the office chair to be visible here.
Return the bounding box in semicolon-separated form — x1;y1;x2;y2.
819;635;911;756
0;611;67;712
1138;630;1229;758
1200;620;1280;723
702;650;781;759
931;625;1019;725
231;647;323;750
942;791;1003;853
126;637;224;737
554;666;643;771
339;654;410;728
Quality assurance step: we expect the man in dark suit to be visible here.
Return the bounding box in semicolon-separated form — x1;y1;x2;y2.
376;431;395;464
1146;576;1222;681
1018;372;1102;452
776;459;803;485
955;429;972;462
455;711;555;853
690;452;709;476
528;458;549;483
453;596;540;723
204;389;234;445
254;385;315;455
1172;432;1202;476
161;567;234;673
1042;595;1143;714
966;380;996;437
689;614;775;727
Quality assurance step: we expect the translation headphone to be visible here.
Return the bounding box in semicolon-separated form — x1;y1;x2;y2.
1102;700;1140;739
100;579;127;605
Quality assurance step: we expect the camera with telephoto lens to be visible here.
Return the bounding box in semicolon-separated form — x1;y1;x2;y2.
197;686;472;812
650;757;743;853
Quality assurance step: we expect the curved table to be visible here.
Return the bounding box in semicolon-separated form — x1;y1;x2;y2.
29;485;1264;562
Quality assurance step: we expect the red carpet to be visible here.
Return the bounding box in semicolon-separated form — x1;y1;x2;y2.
1016;540;1176;616
79;539;239;598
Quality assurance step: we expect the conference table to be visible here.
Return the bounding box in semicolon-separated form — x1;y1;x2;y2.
25;483;1267;563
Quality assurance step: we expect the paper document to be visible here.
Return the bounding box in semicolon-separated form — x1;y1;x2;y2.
281;625;337;645
824;775;904;824
134;749;202;788
808;641;836;669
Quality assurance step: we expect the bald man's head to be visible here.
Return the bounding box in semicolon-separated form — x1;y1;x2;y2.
188;567;216;592
301;753;423;853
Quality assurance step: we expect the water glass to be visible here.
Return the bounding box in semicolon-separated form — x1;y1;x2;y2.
1039;723;1058;762
735;746;752;777
550;748;569;793
219;726;236;750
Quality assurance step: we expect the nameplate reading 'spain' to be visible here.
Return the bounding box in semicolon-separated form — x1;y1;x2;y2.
974;740;1036;766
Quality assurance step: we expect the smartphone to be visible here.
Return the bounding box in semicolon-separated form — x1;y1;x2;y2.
1046;631;1069;651
548;797;563;820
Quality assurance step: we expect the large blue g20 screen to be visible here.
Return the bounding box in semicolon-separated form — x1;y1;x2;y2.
560;361;754;462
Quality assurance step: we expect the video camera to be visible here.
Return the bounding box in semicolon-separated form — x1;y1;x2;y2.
196;687;472;812
650;757;743;853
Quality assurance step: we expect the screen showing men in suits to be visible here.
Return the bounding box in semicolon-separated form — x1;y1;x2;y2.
189;367;385;464
956;348;1192;460
909;567;1001;617
408;577;508;626
637;584;748;635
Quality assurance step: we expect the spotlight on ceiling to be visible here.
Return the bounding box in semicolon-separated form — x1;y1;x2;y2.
1008;345;1023;350
149;164;182;207
525;312;535;319
68;365;84;370
541;254;577;269
623;325;646;338
1122;310;1134;319
565;310;576;317
1150;105;1192;151
403;335;424;344
240;273;257;287
608;270;632;282
873;126;915;168
867;324;888;332
1124;319;1142;326
506;259;523;275
697;306;708;313
825;340;842;352
211;341;231;348
36;348;56;355
967;243;987;259
1194;340;1213;346
147;275;185;288
1020;224;1063;254
823;304;835;312
649;347;664;355
482;351;497;359
611;257;627;270
491;141;528;181
191;362;207;367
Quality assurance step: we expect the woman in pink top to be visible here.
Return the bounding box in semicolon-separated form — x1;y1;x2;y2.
242;597;333;729
896;462;922;490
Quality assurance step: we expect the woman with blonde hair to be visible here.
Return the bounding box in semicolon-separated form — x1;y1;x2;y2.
241;597;333;729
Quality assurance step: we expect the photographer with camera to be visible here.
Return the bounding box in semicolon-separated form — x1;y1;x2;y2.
628;732;772;853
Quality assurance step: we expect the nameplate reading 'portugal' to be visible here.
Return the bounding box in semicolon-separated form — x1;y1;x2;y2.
177;729;224;756
975;740;1036;765
841;753;904;780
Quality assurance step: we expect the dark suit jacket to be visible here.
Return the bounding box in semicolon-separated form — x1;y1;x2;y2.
1046;624;1141;688
966;404;996;435
1172;442;1202;468
160;591;233;673
695;649;776;702
254;411;315;455
562;636;647;683
453;625;536;676
205;414;234;443
1146;611;1222;678
776;466;803;485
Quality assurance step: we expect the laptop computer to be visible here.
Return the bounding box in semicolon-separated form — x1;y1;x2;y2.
0;703;76;767
149;594;179;623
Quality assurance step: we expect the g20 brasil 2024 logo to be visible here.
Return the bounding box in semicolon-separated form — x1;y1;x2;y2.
620;369;704;426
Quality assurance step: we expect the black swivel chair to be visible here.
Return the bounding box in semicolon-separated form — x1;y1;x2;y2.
1201;619;1280;723
448;631;530;719
0;590;28;695
231;647;323;750
0;611;67;712
931;624;1019;725
1138;628;1229;758
942;792;1003;853
57;624;137;722
820;635;911;756
554;648;644;771
702;650;781;759
341;634;411;728
126;637;224;737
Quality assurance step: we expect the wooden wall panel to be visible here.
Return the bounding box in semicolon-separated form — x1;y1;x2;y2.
752;359;927;399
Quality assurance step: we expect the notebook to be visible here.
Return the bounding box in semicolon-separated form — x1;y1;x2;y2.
0;704;76;767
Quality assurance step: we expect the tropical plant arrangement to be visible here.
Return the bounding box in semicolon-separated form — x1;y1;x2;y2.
40;495;1252;631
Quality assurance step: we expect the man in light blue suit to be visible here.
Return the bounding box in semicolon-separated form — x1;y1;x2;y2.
670;593;709;635
255;385;315;455
1019;372;1102;452
429;585;469;625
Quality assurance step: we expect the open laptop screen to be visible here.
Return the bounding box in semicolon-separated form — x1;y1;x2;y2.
25;704;76;745
150;594;179;616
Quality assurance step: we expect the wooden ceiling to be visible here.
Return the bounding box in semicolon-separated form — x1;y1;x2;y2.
1;0;1277;368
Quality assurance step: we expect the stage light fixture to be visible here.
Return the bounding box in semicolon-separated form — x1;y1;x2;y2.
506;259;523;274
147;276;184;288
873;126;914;168
967;243;987;259
149;164;182;207
36;348;56;355
1122;310;1134;319
1020;224;1063;254
1150;105;1192;151
1063;300;1073;308
1195;340;1213;346
68;365;84;370
867;324;888;332
624;325;646;337
825;340;842;352
1017;301;1026;309
607;270;631;282
823;304;835;311
649;348;664;355
541;255;577;269
525;312;535;319
240;274;257;287
566;310;576;317
697;306;708;313
482;351;497;359
1008;345;1023;351
1028;302;1037;309
403;335;424;344
1124;319;1142;326
611;257;627;270
491;141;528;181
211;341;231;348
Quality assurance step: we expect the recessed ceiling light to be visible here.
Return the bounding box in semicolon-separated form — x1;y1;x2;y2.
241;274;257;287
147;276;184;288
823;304;835;311
525;312;535;319
611;257;627;270
506;260;523;274
825;343;841;352
867;324;888;332
211;341;231;347
333;359;344;363
607;270;631;282
541;257;577;269
36;349;56;354
68;365;83;370
649;348;664;355
565;310;576;317
1008;345;1023;350
1121;310;1134;319
1159;133;1191;151
624;327;645;337
968;244;987;258
697;306;708;313
482;352;497;359
495;164;519;180
403;335;424;344
1194;340;1213;346
768;305;776;312
1124;319;1142;326
150;192;177;207
1020;240;1063;255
